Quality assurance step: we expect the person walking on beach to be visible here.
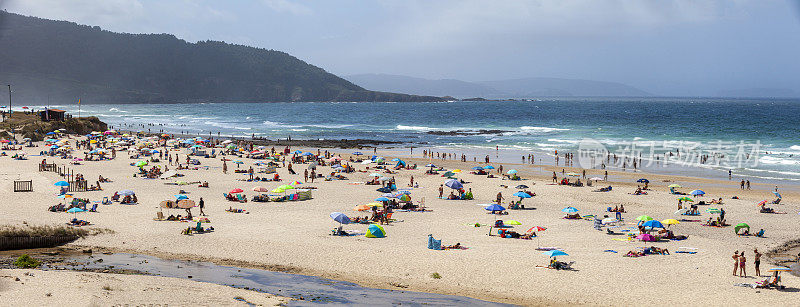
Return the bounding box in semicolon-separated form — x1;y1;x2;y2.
438;185;444;199
223;160;228;174
739;251;747;277
310;169;316;183
604;171;608;181
746;180;751;190
729;170;732;180
199;197;205;216
740;179;745;190
582;169;586;179
304;169;309;183
754;248;762;277
732;251;739;276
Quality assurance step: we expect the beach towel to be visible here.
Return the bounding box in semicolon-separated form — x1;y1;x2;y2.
604;250;618;253
675;251;697;254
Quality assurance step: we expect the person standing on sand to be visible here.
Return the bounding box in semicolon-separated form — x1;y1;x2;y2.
498;165;503;175
222;160;228;174
739;251;747;277
199;198;205;216
310;169;316;183
248;166;254;180
552;172;557;183
496;192;504;204
582;169;586;179
304;169;309;183
604;171;608;181
740;179;745;190
438;185;444;199
733;251;739;276
746;180;751;190
754;248;762;277
410;175;414;187
729;170;732;180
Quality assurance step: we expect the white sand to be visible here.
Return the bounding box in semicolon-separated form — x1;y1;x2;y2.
1;139;798;305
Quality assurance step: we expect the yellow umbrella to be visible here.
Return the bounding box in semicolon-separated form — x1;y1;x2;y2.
452;169;462;173
505;220;522;225
662;219;680;226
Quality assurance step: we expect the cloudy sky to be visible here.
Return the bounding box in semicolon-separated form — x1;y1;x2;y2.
3;0;800;96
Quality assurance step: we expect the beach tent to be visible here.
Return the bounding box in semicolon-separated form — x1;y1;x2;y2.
507;169;518;174
366;224;386;238
735;223;750;234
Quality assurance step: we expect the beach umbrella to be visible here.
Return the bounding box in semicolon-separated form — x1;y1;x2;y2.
662;219;680;226
277;185;295;191
177;199;196;209
57;194;73;199
773;191;782;198
588;177;604;181
399;194;411;202
354;204;372;211
601;218;618;224
426;164;436;168
441;171;456;178
54;181;69;187
444;178;463;189
472;166;484;170
135;161;148;167
174;194;189;200
330;212;351;224
637;178;649;183
361;160;374;165
352;151;363;155
507;169;518;174
668;184;682;188
45;132;56;135
252;186;269;192
229;188;244;194
636;234;656;241
528;226;547;233
369;173;383;177
767;267;792;272
542;250;568;257
505;220;522;225
515;185;529;189
706;208;721;214
485;204;506;212
374;197;390;202
390;158;400;162
689;190;705;196
378;177;391;182
678;197;693;202
756;199;768;207
301;152;314;156
566;172;579;177
635;215;653;221
483;165;495;169
643;220;665;229
289;181;303;186
365;224;386;238
160;170;178;179
452;169;462;173
734;223;750;234
119;189;135;196
561;207;579;213
513;191;532;199
66;207;85;219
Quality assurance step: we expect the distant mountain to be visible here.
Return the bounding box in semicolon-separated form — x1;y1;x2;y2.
0;11;442;104
344;74;501;98
478;78;651;97
344;74;651;98
716;88;798;98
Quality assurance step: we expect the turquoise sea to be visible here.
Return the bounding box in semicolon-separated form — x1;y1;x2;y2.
46;97;800;184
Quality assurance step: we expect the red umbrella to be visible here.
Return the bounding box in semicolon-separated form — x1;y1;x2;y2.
757;200;767;206
229;188;244;194
527;226;547;233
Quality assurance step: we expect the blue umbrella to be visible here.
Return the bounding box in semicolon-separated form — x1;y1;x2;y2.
513;191;532;198
472;166;484;170
773;191;782;198
46;132;56;135
375;197;390;202
301;152;314;156
352;151;363;155
562;207;578;213
330;212;351;224
485;204;506;212
483;165;495;169
54;181;69;187
637;178;649;183
66;207;85;213
507;169;518;174
175;194;189;200
292;150;303;154
444;179;463;189
643;220;665;229
542;250;568;257
391;158;400;162
119;189;135;196
425;164;436;167
689;190;705;196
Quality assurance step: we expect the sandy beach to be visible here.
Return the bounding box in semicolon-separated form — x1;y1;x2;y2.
1;136;798;306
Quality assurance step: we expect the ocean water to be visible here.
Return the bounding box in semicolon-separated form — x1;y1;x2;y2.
46;97;800;183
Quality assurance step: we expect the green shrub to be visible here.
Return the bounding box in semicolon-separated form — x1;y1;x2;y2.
13;254;41;268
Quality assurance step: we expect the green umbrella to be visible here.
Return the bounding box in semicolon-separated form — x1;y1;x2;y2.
734;223;750;234
678;197;693;202
135;160;148;167
635;215;653;221
668;184;681;188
